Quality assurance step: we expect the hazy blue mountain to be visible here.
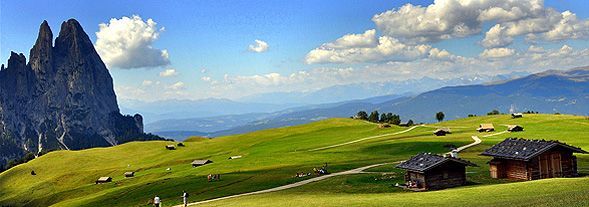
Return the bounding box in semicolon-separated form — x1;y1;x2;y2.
376;66;589;122
145;112;271;133
119;98;300;124
206;66;588;137
237;74;528;105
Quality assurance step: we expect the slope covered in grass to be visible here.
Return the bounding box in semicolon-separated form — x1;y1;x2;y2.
0;114;588;206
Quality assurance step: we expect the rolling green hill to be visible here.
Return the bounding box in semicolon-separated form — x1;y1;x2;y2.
0;114;588;206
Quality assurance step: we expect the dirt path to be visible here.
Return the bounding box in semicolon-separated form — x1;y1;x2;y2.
178;163;392;207
308;125;424;152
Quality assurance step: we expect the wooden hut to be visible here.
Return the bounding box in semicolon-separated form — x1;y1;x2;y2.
396;153;477;190
511;113;523;118
177;142;185;147
191;159;213;167
229;155;242;160
481;138;587;180
433;128;451;136
124;172;135;177
166;145;176;150
378;124;391;128
507;125;524;132
95;177;112;184
477;123;495;132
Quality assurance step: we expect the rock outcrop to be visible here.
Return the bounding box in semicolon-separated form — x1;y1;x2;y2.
0;19;161;167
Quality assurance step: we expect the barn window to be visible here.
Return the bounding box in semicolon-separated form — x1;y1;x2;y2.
443;171;449;179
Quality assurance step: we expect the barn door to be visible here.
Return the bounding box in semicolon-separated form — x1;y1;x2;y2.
551;153;562;177
539;155;552;178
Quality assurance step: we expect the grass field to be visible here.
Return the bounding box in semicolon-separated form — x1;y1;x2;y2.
0;114;588;206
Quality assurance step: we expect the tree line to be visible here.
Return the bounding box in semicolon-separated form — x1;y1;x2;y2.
353;110;413;126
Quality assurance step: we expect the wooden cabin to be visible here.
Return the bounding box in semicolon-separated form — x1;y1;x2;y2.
511;113;523;118
507;125;524;132
124;172;135;177
177;142;185;147
166;145;176;150
482;138;587;180
95;177;112;184
396;153;477;190
433;128;451;136
477;123;495;132
191;159;213;167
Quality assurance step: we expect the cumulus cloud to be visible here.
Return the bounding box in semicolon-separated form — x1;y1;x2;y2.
543;11;589;41
248;39;269;53
167;81;186;90
480;48;516;59
306;31;434;64
324;29;377;49
368;0;589;48
95;15;170;69
201;76;211;82
372;0;546;43
141;80;154;86
159;68;178;77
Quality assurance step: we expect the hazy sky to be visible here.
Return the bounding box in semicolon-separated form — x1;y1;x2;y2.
1;0;589;101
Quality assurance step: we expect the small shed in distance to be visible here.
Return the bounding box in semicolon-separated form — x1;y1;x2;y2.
124;172;135;177
482;138;587;180
192;159;213;167
507;125;524;132
229;155;242;160
396;153;477;190
96;177;112;184
477;123;495;132
511;113;523;118
166;145;176;150
433;128;451;136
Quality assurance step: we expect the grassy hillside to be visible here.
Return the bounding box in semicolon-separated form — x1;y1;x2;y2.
0;114;588;206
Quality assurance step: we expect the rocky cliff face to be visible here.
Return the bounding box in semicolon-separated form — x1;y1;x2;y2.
0;19;160;167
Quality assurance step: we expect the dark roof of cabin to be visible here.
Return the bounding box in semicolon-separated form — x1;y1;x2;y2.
396;153;477;173
481;138;587;161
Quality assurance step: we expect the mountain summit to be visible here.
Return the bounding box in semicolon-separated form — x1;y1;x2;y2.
0;19;160;167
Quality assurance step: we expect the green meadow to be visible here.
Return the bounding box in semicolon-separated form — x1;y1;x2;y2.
0;114;588;206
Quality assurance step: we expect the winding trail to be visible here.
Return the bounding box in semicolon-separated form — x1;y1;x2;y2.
179;163;393;207
179;128;508;206
308;125;424;152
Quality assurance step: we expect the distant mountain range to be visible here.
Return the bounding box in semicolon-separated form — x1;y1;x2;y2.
119;98;300;124
236;74;528;105
147;66;589;140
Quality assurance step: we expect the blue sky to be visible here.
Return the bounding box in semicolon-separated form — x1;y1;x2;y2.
1;0;589;101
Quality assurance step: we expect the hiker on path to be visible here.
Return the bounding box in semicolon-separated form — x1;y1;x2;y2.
154;195;161;207
182;191;189;207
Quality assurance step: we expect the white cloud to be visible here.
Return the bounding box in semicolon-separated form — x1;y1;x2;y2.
201;76;211;82
167;81;186;90
306;32;434;64
159;68;178;77
200;68;207;73
543;11;589;41
324;29;377;49
527;45;545;53
371;0;546;43
95;15;170;69
480;48;515;59
141;80;154;86
481;24;513;48
248;39;269;53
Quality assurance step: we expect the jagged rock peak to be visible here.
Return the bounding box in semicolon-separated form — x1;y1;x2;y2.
29;20;53;73
8;51;27;69
54;19;95;56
